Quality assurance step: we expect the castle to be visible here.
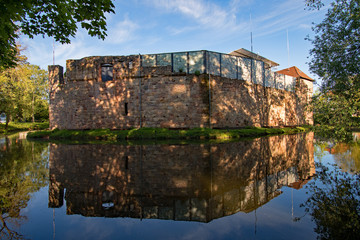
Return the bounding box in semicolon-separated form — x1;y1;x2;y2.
48;49;313;130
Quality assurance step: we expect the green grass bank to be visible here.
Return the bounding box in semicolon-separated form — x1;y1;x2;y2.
0;122;49;135
27;126;310;142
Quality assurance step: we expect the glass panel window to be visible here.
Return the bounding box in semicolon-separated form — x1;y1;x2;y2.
101;64;113;82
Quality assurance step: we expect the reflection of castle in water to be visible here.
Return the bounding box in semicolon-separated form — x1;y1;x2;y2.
48;133;315;222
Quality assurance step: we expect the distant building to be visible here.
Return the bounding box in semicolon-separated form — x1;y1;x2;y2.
277;66;314;102
276;66;313;81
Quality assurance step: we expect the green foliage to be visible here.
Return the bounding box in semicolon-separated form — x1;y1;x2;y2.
308;0;360;93
0;121;49;135
313;125;354;142
312;92;353;127
311;90;360;141
305;0;325;10
127;128;181;140
27;126;309;142
313;91;357;125
34;99;49;121
45;129;121;141
307;0;360;138
0;51;49;126
8;122;49;130
0;0;115;69
300;163;360;239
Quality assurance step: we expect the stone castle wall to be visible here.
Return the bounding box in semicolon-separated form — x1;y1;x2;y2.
49;53;313;130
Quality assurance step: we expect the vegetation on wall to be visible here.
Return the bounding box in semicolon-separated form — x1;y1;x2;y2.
200;75;210;125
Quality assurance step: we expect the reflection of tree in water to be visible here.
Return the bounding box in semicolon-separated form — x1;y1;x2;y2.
0;136;48;239
315;139;360;173
314;142;328;163
300;163;360;240
332;142;360;174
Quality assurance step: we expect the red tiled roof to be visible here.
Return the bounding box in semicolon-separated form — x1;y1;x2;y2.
276;66;314;81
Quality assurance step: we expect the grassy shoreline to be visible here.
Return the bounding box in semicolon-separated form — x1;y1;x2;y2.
27;126;310;142
0;122;49;136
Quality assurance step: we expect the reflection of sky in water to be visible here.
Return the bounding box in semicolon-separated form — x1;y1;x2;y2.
7;132;359;240
21;186;316;240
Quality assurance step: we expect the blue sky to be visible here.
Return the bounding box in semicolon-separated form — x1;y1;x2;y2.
21;0;329;85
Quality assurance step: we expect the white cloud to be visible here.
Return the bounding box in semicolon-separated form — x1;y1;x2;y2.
20;0;327;72
229;0;253;14
105;15;139;44
22;14;140;69
55;42;89;62
21;36;53;69
144;0;323;43
251;0;325;37
147;0;245;32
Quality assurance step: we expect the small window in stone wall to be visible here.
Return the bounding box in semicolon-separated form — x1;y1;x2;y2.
124;102;128;116
124;156;129;169
101;64;113;82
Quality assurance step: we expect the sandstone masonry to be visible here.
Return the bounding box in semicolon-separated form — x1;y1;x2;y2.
49;50;313;130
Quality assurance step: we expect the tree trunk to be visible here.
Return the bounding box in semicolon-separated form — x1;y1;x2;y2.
32;92;35;122
5;113;10;130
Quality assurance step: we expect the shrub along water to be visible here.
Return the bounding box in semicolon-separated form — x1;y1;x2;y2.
27;126;309;142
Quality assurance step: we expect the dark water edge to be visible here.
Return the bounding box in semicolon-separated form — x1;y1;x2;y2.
1;132;358;240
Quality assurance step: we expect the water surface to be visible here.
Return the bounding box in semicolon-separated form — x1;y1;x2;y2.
0;132;357;239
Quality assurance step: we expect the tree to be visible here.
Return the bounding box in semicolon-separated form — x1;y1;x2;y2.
307;0;360;93
0;0;115;70
22;65;48;122
311;90;357;141
307;0;360;134
0;48;48;127
0;49;27;128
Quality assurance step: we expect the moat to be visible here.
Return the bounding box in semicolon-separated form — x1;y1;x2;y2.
1;132;359;239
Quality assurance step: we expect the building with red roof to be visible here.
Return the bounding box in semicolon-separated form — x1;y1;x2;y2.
277;66;314;82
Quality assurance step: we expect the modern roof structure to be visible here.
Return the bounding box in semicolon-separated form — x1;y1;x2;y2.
277;66;314;81
229;48;279;69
